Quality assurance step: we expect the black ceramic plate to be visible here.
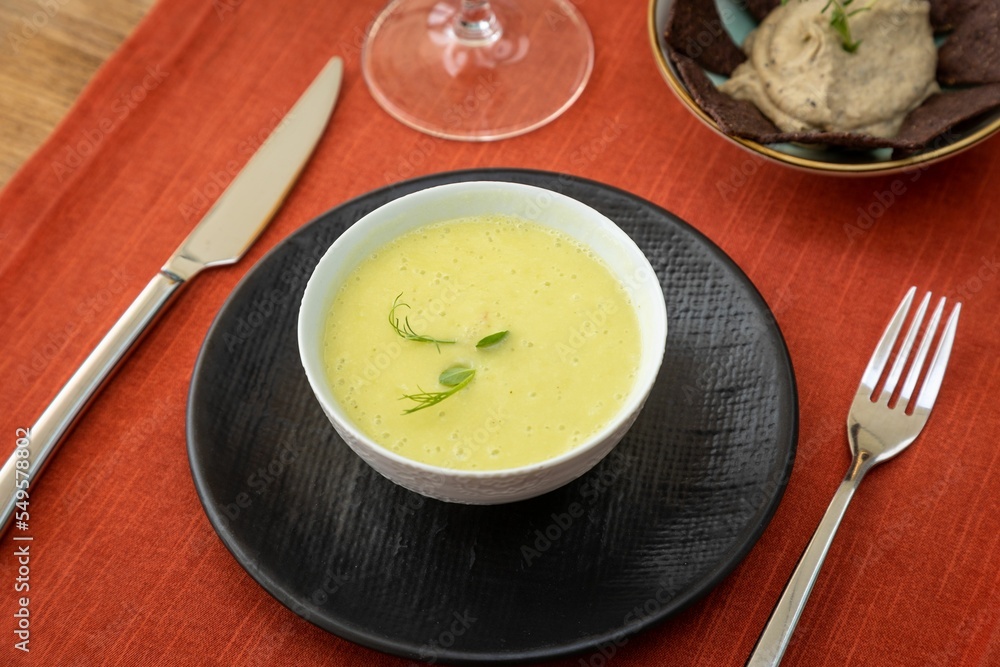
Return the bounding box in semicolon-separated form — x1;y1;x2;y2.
187;169;797;664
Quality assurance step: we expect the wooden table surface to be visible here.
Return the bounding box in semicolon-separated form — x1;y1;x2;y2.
0;0;155;188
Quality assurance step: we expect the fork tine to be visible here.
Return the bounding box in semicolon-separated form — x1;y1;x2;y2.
898;296;945;407
914;302;961;412
879;291;930;402
860;286;916;394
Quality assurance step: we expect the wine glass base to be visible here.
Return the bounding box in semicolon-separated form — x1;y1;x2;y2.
362;0;594;141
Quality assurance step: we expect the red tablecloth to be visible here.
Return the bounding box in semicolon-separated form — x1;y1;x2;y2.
1;0;998;665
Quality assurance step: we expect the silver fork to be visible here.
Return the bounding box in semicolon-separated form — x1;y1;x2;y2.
747;287;961;666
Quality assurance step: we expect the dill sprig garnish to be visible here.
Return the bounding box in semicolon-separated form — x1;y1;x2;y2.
400;365;476;414
388;293;455;350
822;0;873;53
388;292;509;414
780;0;875;53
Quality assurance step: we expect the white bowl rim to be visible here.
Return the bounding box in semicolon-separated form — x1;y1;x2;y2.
297;180;667;481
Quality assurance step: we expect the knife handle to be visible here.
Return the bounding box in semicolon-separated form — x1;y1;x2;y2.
1;271;185;534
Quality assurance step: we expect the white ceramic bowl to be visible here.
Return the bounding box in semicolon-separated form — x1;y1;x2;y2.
298;181;667;504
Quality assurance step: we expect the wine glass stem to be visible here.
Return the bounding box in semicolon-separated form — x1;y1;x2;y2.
454;0;502;43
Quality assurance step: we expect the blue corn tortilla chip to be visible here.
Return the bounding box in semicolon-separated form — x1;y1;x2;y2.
664;0;746;75
891;82;1000;156
930;0;972;30
936;0;1000;85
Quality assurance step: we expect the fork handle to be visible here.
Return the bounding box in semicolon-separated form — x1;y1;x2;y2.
746;457;872;666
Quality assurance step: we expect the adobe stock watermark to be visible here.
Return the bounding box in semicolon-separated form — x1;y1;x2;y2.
220;434;301;522
945;256;998;303
737;283;797;349
873;0;927;39
279;570;351;626
506;119;625;191
17;268;133;386
844;130;961;242
680;350;735;405
245;618;298;667
49;65;169;182
923;605;995;667
333;8;383;65
12;428;33;653
5;0;70;55
58;409;166;514
221;241;328;351
867;459;966;565
569;118;627;169
304;569;352;607
436;72;500;130
575;633;629;667
844;177;911;242
384;135;442;184
716;154;767;200
574;574;687;667
340;280;467;404
675;282;797;404
78;600;141;656
555;299;620;366
394;405;508;518
513;187;656;294
178;106;291;222
382;74;501;183
221;288;291;352
520;449;630;566
407;610;478;666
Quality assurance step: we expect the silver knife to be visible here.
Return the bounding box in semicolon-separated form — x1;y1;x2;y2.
0;57;344;533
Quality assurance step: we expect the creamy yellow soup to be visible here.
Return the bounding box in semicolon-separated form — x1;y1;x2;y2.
322;215;641;471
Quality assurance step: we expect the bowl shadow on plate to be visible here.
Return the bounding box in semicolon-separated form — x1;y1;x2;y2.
187;169;796;663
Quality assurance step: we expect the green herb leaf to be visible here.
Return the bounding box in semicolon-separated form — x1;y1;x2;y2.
822;0;873;53
439;364;475;387
400;367;476;414
475;330;509;348
388;293;455;350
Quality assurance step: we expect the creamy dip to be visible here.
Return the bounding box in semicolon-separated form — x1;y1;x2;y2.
719;0;939;138
322;215;642;471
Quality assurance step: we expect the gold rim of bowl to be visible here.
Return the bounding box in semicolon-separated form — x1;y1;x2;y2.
646;0;1000;175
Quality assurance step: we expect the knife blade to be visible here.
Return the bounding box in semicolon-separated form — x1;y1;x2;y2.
1;56;344;533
